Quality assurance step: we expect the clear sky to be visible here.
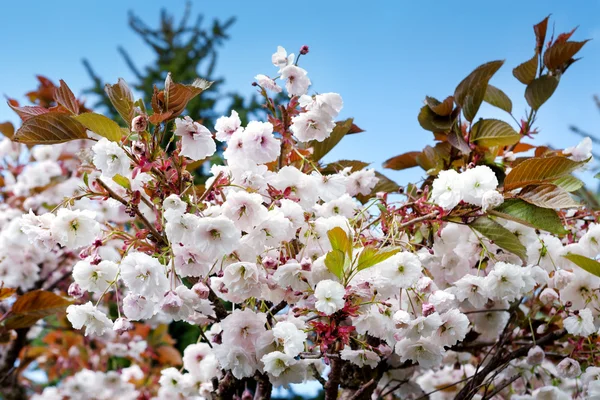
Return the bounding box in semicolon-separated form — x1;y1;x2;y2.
1;0;599;187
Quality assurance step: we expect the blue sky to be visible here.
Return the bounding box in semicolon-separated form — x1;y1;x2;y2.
1;0;600;187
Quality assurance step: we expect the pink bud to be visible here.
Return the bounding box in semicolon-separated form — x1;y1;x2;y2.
131;141;146;156
300;45;309;55
192;282;210;300
131;115;148;133
422;303;435;317
262;256;278;269
68;283;84;299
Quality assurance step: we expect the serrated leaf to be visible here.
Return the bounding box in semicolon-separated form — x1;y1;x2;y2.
455;60;504;122
310;118;354;161
488;198;567;235
447;128;472;154
471;119;520;147
0;121;15;139
554;175;584;192
543;40;589;71
504;156;584;191
525;75;559;110
470;216;527;260
74;113;122;142
425;96;454;116
322;160;369;174
112;174;131;190
356;247;401;271
53;80;79;115
416;145;443;175
105;78;135;124
562;253;600;277
383;152;420;170
484;85;513;113
7;102;50;122
12;112;88;144
163;74;212;119
519;184;580;209
513;54;539;85
324;249;345;280
417;105;455;131
327;227;352;258
3;290;72;330
534;16;550;54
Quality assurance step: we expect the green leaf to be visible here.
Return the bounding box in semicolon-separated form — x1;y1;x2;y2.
383;151;420;170
513;54;539;85
470;119;520;147
454;60;504;122
543;40;589;71
483;85;513;113
310;118;354;161
525;75;559;110
82;172;89;187
3;290;72;330
112;174;131;190
488;199;567;235
504;156;584;191
554;175;584;192
327;227;352;258
470;216;527;260
74;113;123;142
356;247;402;271
105;78;135;125
324;249;345;280
519;184;580;209
562;253;600;277
12;112;89;144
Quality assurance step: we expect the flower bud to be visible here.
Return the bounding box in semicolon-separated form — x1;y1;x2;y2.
131;115;148;133
300;45;309;55
422;303;435;317
160;291;183;316
300;257;312;271
113;317;134;334
131;141;146;156
262;256;278;269
526;345;544;365
539;288;559;304
192;282;210;300
68;282;84;299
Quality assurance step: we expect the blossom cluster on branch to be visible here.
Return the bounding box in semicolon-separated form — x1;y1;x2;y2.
0;15;599;400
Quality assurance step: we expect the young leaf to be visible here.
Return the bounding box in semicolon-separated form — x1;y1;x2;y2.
0;287;16;301
327;227;352;257
3;290;72;330
356;247;401;271
0;121;15;139
470;119;520;147
310;118;354;161
503;156;584;191
74;113;123;142
12;112;89;144
322;160;370;174
105;78;135;124
562;253;600;277
543;40;589;71
454;60;504;122
519;184;580;209
324;249;345;280
513;54;539;85
425;96;454;116
113;174;131;190
483;85;513;113
447;128;471;154
7;102;50;122
417;105;455;131
470;216;527;261
383;151;420;170
163;74;213;119
53;80;79;115
533;15;550;54
554;175;584;192
488;199;567;235
525;75;559;110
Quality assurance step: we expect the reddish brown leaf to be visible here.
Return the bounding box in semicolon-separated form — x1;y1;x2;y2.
534;15;550;54
0;287;16;301
0;121;15;139
425;96;454;116
504;156;584;191
156;345;182;366
163;73;212;119
513;54;539;85
53;80;79;115
3;290;72;330
383;152;420;170
105;78;135;124
12;112;89;144
454;60;504;121
347;123;364;134
555;27;578;45
8;102;49;122
512;143;535;153
543;40;589;71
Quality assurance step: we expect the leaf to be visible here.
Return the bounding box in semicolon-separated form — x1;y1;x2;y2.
8;102;50;122
488;199;567;235
0;122;15;139
504;156;584;191
512;143;536;153
3;290;72;330
554;175;584;192
324;249;345;280
74;113;122;142
53;80;79;115
0;287;16;301
519;184;580;209
310;118;354;161
322;160;369;174
12;112;89;144
416;145;443;174
483;85;512;113
163;74;213;119
156;345;183;366
417;105;455;131
425;96;454;116
525;75;559;110
470;119;520;147
105;78;135;124
543;40;589;71
447;128;471;154
327;227;352;257
470;216;527;260
513;54;539;85
383;152;420;170
356;247;401;271
454;60;504;122
534;15;550;54
112;174;131;190
562;253;600;277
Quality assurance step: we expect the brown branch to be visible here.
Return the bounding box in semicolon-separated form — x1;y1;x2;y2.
397;210;439;230
324;357;343;400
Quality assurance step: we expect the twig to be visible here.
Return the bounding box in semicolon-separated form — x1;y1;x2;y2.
397;210;439;229
482;375;520;400
309;363;326;386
